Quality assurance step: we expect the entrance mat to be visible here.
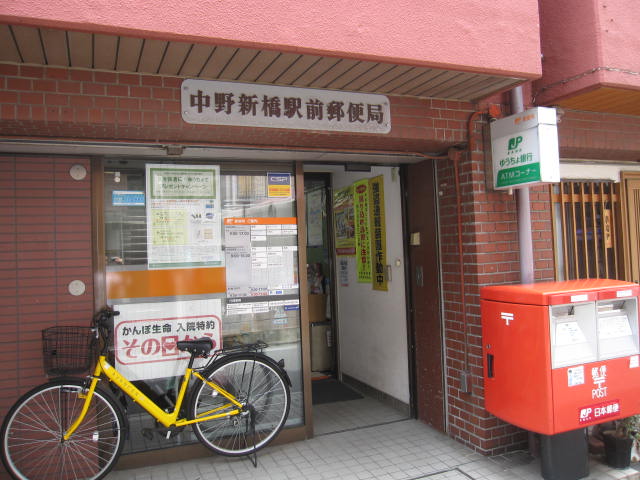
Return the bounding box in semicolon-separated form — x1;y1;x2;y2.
312;378;364;405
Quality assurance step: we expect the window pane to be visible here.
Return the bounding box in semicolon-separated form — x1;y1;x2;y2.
103;159;303;454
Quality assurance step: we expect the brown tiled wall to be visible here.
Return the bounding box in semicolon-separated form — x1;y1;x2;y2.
0;156;94;418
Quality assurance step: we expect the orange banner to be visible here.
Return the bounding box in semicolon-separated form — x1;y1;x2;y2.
224;217;297;225
107;267;226;300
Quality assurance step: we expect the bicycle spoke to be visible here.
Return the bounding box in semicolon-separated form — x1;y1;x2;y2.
190;355;290;456
2;381;124;480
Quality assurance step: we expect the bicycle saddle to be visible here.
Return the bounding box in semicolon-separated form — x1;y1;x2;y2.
176;337;213;356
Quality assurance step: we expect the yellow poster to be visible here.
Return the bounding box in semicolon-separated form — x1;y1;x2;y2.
354;179;371;283
151;210;187;245
369;176;387;291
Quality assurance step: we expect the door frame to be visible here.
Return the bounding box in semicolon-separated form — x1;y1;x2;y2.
402;160;446;431
304;171;339;377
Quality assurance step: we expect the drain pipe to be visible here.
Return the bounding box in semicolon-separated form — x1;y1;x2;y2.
511;85;538;457
450;147;472;393
511;86;535;284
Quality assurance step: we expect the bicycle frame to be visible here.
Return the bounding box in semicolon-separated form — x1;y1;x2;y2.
63;355;244;440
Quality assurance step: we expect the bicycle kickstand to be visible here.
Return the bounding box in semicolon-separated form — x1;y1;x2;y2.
247;407;258;468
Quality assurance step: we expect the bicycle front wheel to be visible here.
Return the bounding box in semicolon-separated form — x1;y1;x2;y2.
189;354;291;456
1;378;125;480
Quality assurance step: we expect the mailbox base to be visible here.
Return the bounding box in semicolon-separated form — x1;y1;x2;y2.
540;429;589;480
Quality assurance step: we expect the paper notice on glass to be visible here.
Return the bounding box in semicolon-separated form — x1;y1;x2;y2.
225;248;252;298
598;315;633;339
251;247;269;295
268;246;298;291
282;224;298;236
339;258;349;287
267;172;292;198
555;321;587;346
146;164;223;269
306;189;324;247
113;299;222;381
224;218;298;300
225;224;251;248
252;224;267;242
226;302;254;315
224;223;252;298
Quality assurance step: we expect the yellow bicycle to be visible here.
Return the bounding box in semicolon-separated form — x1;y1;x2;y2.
1;307;291;480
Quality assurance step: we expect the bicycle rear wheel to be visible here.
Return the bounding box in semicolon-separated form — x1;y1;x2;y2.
189;354;290;456
1;378;125;480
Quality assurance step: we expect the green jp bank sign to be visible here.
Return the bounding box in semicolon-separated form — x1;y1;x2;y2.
490;107;560;190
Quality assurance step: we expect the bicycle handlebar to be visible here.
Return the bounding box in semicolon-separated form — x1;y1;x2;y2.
93;306;119;353
93;306;119;327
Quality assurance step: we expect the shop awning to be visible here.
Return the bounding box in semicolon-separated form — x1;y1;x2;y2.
0;24;523;103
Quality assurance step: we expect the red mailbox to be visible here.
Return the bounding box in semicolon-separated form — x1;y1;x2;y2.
481;279;640;435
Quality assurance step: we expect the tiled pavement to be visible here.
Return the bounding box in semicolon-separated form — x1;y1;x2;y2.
107;394;640;480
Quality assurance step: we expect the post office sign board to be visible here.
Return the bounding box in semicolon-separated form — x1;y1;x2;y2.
490;107;560;190
181;79;390;134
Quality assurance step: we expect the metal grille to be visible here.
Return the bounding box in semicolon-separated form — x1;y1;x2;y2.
550;181;621;280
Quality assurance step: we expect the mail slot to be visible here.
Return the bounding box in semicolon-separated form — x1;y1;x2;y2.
481;279;640;435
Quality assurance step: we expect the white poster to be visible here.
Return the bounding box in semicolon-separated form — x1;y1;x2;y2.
114;299;222;381
224;218;298;301
306;189;324;247
146;164;223;269
225;223;253;298
339;258;350;287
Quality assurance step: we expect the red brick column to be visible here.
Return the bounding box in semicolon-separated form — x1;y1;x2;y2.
437;112;555;454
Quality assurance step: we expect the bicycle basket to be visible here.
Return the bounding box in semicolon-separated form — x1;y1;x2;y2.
42;326;96;376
